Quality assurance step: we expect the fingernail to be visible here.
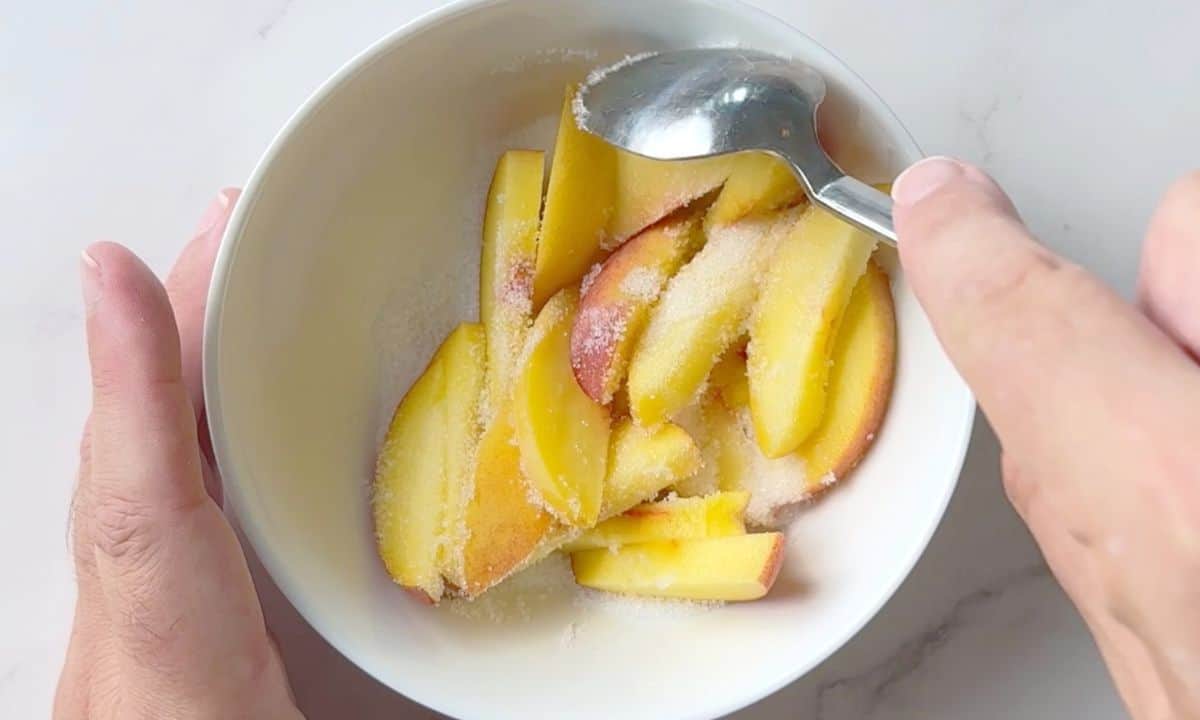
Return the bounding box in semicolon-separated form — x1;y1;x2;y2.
80;248;102;310
195;189;233;236
891;156;966;206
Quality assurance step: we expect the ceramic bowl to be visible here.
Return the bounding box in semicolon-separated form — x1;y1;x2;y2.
204;1;974;717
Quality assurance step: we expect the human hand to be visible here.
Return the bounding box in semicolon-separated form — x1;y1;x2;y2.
892;158;1200;720
55;190;304;719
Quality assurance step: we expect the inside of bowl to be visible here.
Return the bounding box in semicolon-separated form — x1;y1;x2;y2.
207;1;971;718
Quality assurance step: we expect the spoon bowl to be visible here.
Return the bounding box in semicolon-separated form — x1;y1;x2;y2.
577;48;899;244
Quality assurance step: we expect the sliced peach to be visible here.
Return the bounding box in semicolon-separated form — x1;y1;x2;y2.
610;152;735;243
570;532;785;602
373;349;446;599
708;343;749;409
627;209;798;426
705;397;809;528
461;406;555;597
533;88;618;309
565;491;748;551
533;87;736;308
373;323;485;600
433;323;486;589
600;418;701;519
748;206;876;457
571;211;705;404
513;289;611;526
795;261;895;494
480;149;544;408
707;152;802;227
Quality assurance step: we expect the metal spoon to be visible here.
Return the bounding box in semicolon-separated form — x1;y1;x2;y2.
575;48;897;246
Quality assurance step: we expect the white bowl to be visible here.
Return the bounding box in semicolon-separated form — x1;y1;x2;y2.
204;1;974;718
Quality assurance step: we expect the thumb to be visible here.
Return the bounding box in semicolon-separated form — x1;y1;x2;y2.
890;157;1194;461
80;242;284;709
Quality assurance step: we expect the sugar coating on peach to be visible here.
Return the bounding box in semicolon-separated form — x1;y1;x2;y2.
747;205;876;457
513;288;612;527
627;208;801;427
599;418;701;519
461;405;556;597
535;86;737;308
480;150;544;413
794;261;896;494
373;323;486;600
570;532;785;602
707;152;802;227
566;491;748;552
571;212;705;405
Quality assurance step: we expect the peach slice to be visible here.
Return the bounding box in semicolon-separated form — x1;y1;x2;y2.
461;405;555;597
373;323;485;600
480;149;544;408
533;87;736;308
373;348;446;599
795;261;896;494
513;289;612;526
707;152;802;227
701;263;896;521
571;211;706;405
748;205;876;457
533;88;617;309
565;491;748;551
570;532;785;602
707;343;749;409
435;324;487;589
610;152;735;243
627;208;798;426
600;418;702;519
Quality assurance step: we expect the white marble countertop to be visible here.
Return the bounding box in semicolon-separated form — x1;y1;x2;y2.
7;0;1196;717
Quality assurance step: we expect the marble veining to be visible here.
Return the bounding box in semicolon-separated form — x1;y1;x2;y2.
258;0;296;39
813;564;1050;719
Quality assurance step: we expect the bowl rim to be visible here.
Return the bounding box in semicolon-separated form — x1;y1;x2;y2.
204;0;977;717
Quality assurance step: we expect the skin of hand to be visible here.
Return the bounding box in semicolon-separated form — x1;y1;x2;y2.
55;189;304;720
892;158;1200;720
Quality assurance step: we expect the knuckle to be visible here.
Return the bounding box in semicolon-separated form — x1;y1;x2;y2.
965;234;1065;317
1000;453;1034;515
89;490;161;565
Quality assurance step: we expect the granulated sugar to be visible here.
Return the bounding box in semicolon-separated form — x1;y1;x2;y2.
585;51;659;88
579;262;603;296
573;52;659;128
619;266;664;301
490;47;600;77
574;587;723;618
445;553;576;623
729;406;809;527
571;304;628;357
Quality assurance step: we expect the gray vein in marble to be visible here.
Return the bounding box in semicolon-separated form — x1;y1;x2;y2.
258;0;296;39
959;98;1001;164
813;563;1051;720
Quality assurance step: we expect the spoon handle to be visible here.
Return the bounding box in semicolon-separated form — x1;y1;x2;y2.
813;176;897;247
